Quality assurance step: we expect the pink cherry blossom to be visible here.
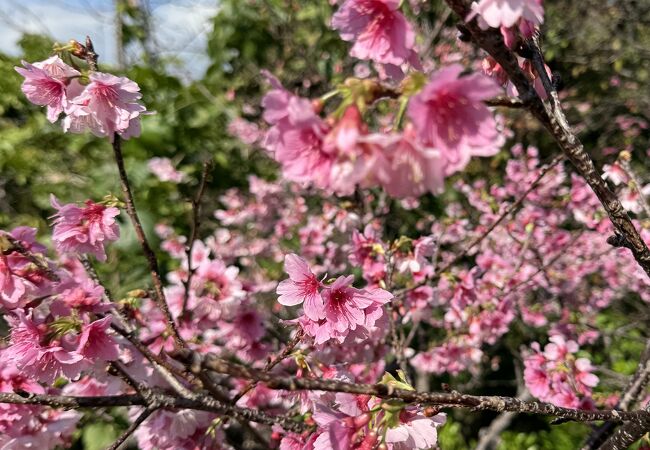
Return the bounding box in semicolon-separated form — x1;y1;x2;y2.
75;316;119;362
322;105;385;195
385;409;446;450
331;0;416;66
277;254;324;321
262;84;334;189
57;278;111;314
64;71;147;140
472;0;544;29
147;157;185;183
408;65;503;175
362;126;445;198
0;227;58;310
228;117;263;145
134;409;224;450
523;338;599;408
2;311;85;383
320;275;392;339
50;195;120;261
15;56;80;123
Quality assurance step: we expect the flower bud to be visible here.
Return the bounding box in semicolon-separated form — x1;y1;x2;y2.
69;40;87;59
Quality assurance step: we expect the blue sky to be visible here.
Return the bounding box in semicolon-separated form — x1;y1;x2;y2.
0;0;218;77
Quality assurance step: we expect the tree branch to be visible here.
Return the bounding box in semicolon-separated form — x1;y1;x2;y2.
111;135;184;348
436;154;563;276
0;391;306;433
583;342;650;449
232;328;304;403
182;160;212;316
106;407;154;450
173;351;650;425
1;234;60;281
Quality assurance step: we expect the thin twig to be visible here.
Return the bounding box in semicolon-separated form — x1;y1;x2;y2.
619;154;650;219
1;234;60;281
233;329;305;403
182;160;212;316
111;135;184;348
484;96;526;108
436;154;563;276
81;36;182;347
392;153;563;300
106;408;154;450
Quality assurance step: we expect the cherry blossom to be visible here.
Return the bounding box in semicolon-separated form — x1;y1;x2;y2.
15;56;81;122
331;0;416;66
277;253;324;320
524;336;599;408
64;72;147;140
407;64;503;174
472;0;544;29
50;195;120;261
147;157;185;183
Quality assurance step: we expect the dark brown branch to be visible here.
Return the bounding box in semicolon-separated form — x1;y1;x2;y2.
583;343;650;449
0;391;306;433
174;351;650;424
109;322;196;385
484;96;526;108
597;410;650;450
0;392;143;408
475;392;532;450
182;161;212;316
111;135;183;348
80;35;182;347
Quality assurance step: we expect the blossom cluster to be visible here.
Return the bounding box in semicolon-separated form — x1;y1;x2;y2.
16;55;147;140
277;369;446;450
6;0;650;448
261;65;504;198
258;0;525;198
524;335;599;409
278;254;393;344
0;226;120;446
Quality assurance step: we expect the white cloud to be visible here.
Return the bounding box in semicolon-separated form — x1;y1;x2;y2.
0;0;115;61
0;0;219;77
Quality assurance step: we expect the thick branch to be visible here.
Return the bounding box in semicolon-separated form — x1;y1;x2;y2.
584;343;650;449
0;391;306;433
597;412;650;450
174;351;650;424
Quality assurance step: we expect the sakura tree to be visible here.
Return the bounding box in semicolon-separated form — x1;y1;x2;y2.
2;1;650;449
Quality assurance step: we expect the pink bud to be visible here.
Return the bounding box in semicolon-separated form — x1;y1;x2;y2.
353;412;372;428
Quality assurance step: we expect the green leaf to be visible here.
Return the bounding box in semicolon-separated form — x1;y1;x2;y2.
82;422;121;450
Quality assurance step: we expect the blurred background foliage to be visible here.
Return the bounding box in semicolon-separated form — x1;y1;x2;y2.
1;0;650;448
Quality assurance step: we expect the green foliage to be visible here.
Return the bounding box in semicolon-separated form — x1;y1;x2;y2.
80;422;122;450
